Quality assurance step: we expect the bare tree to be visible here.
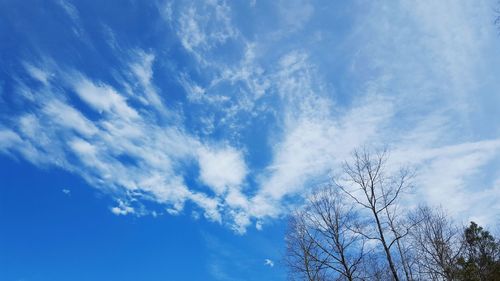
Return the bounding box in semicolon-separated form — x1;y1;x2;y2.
361;254;395;281
385;204;418;280
335;148;414;281
286;210;329;281
409;205;463;281
284;147;498;281
285;186;367;281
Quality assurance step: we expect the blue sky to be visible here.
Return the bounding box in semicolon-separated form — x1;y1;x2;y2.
1;0;500;280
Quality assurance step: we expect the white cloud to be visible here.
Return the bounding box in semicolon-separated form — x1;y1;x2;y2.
5;60;248;225
72;77;139;119
248;97;392;219
255;220;263;231
239;0;500;227
43;100;98;137
229;210;251;234
3;1;500;234
56;0;79;23
69;138;97;159
0;127;44;165
225;189;249;209
189;192;222;222
404;0;489;102
24;63;51;85
391;139;500;226
198;146;247;195
0;129;23;152
246;50;393;220
55;0;89;41
178;6;207;53
111;200;135;216
129;51;164;110
174;0;238;63
215;43;271;99
178;73;209;103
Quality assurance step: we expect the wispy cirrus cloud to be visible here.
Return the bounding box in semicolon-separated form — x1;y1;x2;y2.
1;53;250;229
1;0;499;234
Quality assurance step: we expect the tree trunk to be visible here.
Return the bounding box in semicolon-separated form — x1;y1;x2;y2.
373;209;400;281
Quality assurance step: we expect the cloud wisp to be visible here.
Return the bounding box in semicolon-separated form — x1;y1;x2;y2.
1;0;500;232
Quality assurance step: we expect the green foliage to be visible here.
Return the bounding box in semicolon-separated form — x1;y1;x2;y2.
456;222;500;281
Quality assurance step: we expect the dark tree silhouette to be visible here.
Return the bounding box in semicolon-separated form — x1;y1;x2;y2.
456;222;500;281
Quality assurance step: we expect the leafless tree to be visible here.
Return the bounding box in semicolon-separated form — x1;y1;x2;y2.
284;147;499;281
285;186;367;281
409;205;463;281
334;148;414;281
385;204;418;280
361;254;394;281
286;210;330;281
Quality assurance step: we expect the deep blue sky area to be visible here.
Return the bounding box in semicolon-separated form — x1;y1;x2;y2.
1;0;500;280
0;157;286;281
